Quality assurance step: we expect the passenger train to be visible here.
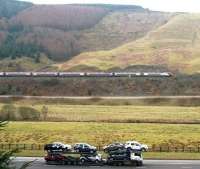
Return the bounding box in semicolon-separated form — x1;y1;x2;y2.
0;72;173;77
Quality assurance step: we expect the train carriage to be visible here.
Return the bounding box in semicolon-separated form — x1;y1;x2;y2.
59;72;85;77
32;72;59;77
160;72;172;77
5;72;31;77
0;72;5;77
114;72;131;77
86;72;114;77
0;71;173;78
143;72;172;77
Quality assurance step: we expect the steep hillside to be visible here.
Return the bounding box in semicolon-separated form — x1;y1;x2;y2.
78;11;173;52
0;0;32;45
16;10;171;61
0;0;32;18
0;4;110;62
0;1;174;69
59;13;200;74
10;4;110;31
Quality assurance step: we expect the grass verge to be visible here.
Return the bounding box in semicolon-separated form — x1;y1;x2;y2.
144;152;200;160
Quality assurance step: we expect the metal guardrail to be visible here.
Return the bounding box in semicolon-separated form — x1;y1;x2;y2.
0;144;200;153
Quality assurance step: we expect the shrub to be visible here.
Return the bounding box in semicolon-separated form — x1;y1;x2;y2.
0;104;17;121
18;107;40;121
0;105;41;121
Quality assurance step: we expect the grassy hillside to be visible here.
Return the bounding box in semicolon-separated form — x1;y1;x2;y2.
0;2;199;74
0;55;54;71
59;13;200;74
78;11;173;53
0;1;174;69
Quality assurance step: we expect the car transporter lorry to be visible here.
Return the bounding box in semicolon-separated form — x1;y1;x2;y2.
44;142;144;167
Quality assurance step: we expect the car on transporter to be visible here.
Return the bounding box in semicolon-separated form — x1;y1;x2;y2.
79;153;103;165
103;142;125;153
44;142;72;152
73;143;97;153
125;141;148;152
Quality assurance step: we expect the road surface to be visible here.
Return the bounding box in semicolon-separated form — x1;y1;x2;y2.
13;157;200;169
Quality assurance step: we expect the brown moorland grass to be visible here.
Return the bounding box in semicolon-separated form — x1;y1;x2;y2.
59;13;200;74
1;122;200;147
0;101;200;123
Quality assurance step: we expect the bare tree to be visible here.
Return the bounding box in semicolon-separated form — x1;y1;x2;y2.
41;106;48;121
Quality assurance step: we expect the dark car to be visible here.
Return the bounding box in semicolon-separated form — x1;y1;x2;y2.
44;142;72;152
73;143;97;153
45;153;81;165
103;142;125;153
45;153;66;165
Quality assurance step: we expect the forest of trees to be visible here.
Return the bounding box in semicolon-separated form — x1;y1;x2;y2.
0;34;43;61
11;5;110;31
0;0;32;18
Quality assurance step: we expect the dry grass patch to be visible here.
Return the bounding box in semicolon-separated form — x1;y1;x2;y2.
2;122;200;148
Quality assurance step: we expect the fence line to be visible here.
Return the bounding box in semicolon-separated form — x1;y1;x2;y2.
0;144;200;153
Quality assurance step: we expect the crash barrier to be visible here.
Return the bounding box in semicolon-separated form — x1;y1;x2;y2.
0;144;200;153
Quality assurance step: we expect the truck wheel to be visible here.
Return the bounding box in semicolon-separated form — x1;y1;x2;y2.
117;162;123;166
60;161;65;165
131;161;137;166
80;159;85;165
73;161;78;165
137;161;143;166
142;148;146;152
66;161;71;165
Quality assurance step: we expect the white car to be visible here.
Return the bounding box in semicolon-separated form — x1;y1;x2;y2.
130;152;143;166
52;142;72;151
125;141;148;152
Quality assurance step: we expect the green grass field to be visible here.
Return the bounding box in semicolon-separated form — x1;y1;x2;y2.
1;122;200;147
0;102;200;123
35;104;200;123
1;98;200;159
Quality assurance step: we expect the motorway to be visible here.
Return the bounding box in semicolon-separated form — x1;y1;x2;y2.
13;158;200;169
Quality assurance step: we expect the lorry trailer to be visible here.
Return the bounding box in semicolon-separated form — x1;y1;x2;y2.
45;151;104;166
44;143;143;167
